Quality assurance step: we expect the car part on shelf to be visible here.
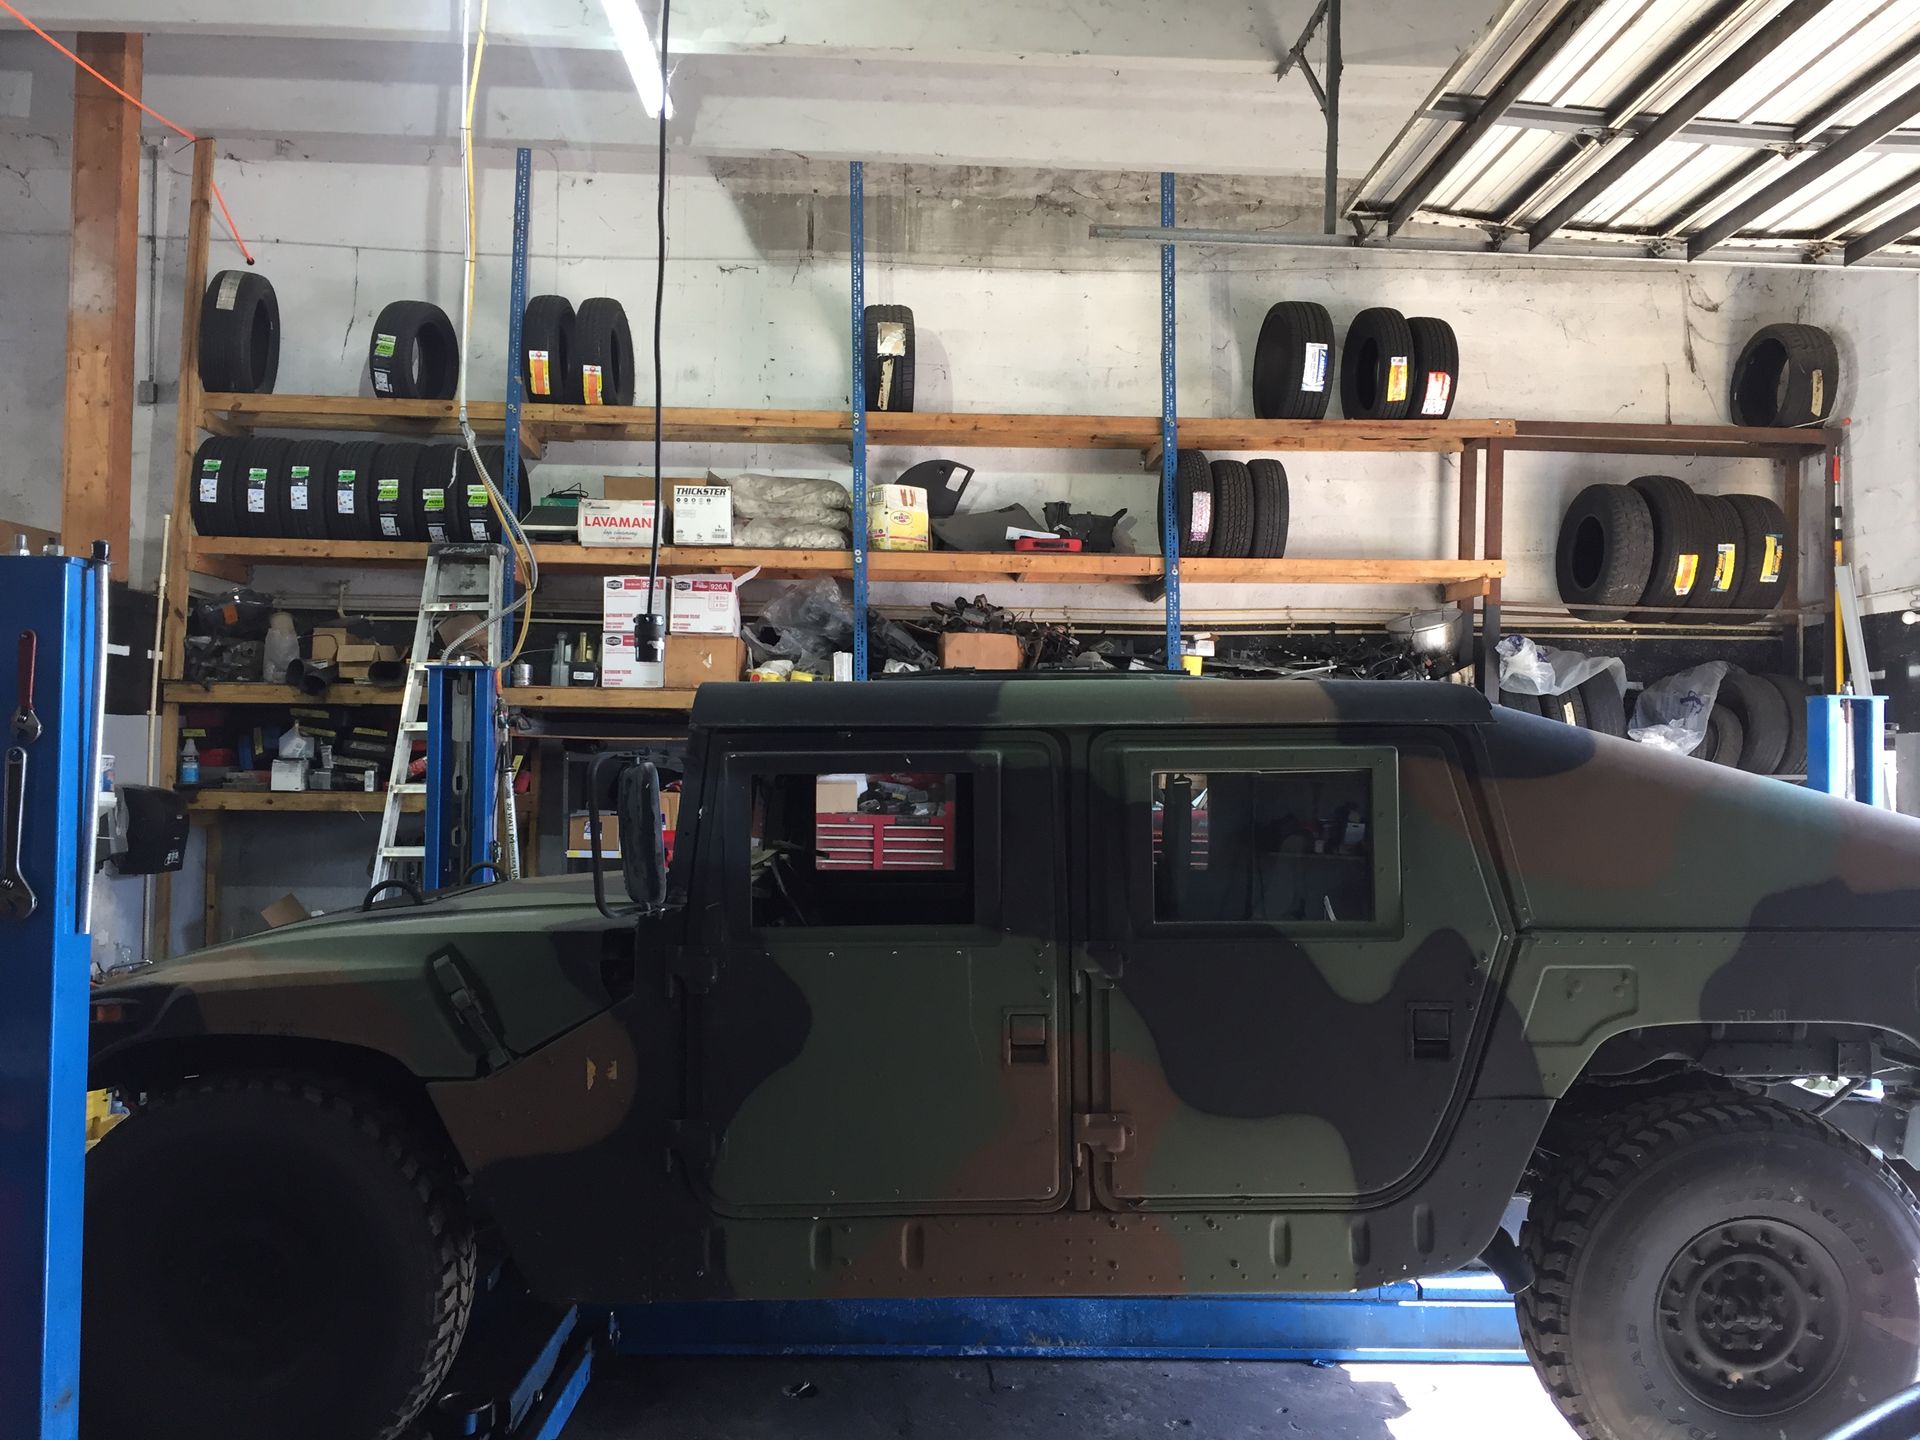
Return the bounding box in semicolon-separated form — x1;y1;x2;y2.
519;295;579;403
897;458;974;519
368;300;460;401
1247;459;1291;558
573;297;636;407
1339;307;1416;421
1555;483;1654;621
1406;316;1459;420
1251;301;1335;420
1730;323;1839;428
863;304;915;412
1628;474;1706;623
324;440;383;542
188;435;249;539
1206;459;1255;558
196;269;280;394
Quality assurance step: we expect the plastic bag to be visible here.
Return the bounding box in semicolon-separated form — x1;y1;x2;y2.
1497;635;1627;700
721;472;852;517
1629;661;1729;755
735;517;853;549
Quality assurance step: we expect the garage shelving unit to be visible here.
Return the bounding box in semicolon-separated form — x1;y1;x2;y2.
153;144;1835;950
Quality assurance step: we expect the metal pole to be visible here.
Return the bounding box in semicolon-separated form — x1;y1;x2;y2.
502;147;531;654
1160;172;1181;670
849;161;870;682
1323;0;1341;234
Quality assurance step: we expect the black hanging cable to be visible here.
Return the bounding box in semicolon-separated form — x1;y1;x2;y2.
640;0;671;668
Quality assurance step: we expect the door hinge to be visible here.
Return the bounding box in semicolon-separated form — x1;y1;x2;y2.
1074;1112;1134;1158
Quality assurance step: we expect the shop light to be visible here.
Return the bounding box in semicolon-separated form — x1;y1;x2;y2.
601;0;672;118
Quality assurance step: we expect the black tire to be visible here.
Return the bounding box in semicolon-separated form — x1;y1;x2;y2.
1208;460;1256;558
84;1073;475;1440
279;439;336;541
1519;1090;1920;1440
1247;458;1291;558
863;304;916;413
188;435;249;538
415;444;463;544
1762;672;1810;776
519;294;579;404
1160;449;1214;558
1701;704;1744;765
574;297;636;407
1406;316;1459;420
1629;475;1707;622
454;447;493;542
371;443;426;542
1499;691;1543;716
1726;493;1790;613
1688;492;1744;616
1251;301;1335;420
1730;322;1840;428
1575;672;1628;738
198;270;280;394
324;440;382;542
1540;687;1588;728
1717;667;1791;774
369;300;459;401
1339;307;1417;421
1555;484;1655;621
236;436;292;540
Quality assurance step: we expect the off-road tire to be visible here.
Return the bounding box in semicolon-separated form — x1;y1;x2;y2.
1247;458;1291;557
83;1072;475;1440
1207;459;1255;558
1556;483;1654;621
1519;1089;1920;1440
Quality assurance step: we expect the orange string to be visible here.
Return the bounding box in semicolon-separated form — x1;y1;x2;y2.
0;0;255;263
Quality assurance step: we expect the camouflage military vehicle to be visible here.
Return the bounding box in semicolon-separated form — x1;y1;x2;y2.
85;677;1920;1440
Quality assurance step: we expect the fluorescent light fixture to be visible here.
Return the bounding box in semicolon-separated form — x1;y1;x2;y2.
601;0;672;118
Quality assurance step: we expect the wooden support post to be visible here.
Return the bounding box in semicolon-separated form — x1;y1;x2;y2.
1480;442;1506;697
60;33;144;561
150;139;214;961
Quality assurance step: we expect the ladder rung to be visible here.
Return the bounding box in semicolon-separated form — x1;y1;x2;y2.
400;721;428;733
391;783;427;795
379;845;427;860
426;602;492;613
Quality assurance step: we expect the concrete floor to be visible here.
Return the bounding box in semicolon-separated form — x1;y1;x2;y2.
570;1357;1574;1439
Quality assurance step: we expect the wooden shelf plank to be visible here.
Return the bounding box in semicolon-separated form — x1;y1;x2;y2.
165;682;401;706
503;687;698;710
203;394;509;435
185;789;420;814
1180;557;1506;584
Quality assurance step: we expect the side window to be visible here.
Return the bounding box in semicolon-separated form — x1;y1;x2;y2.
751;770;974;928
1151;769;1375;924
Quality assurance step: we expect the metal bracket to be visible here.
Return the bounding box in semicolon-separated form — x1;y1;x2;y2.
1074;1112;1134;1156
431;950;513;1073
1272;0;1342;232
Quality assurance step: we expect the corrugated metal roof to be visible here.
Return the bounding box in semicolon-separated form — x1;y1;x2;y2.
1352;0;1920;265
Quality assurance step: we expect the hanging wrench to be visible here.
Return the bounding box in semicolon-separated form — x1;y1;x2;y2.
12;630;40;744
0;746;33;919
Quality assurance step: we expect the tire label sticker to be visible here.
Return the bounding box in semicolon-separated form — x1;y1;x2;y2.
466;484;489;509
1419;371;1452;416
528;349;552;397
875;320;909;357
1188;491;1212;544
423;488;446;513
289;469;309;511
1560;701;1577;725
215;273;242;311
380;515;401;538
373;333;398;359
1761;533;1784;583
198;459;221;503
1301;342;1329;393
377;478;400;503
1386;356;1410;404
470;522;490;540
428;521;448;542
1811;369;1825;416
335;471;357;514
372;367;393;395
582;364;605;405
246;467;268;514
1711;542;1736;592
1672;552;1698;596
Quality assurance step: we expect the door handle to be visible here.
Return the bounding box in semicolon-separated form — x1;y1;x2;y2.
1005;1012;1049;1065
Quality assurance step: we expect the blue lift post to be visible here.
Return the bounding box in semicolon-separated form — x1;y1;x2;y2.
500;146;532;654
423;663;501;890
849;159;870;681
1160;170;1182;670
1808;694;1888;804
0;550;106;1440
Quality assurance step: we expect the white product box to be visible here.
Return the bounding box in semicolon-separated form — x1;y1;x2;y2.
672;484;734;546
577;499;659;547
269;758;309;792
602;575;670;632
669;574;740;635
601;632;664;689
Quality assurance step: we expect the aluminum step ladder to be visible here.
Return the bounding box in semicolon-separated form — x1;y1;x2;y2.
371;544;507;890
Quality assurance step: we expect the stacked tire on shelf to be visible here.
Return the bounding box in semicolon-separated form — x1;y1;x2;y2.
1252;302;1460;422
1555;476;1790;622
191;436;521;543
517;295;636;406
1160;450;1290;559
1698;669;1810;776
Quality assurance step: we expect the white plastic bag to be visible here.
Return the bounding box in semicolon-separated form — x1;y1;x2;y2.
720;471;852;517
1629;661;1730;755
735;517;853;549
1497;635;1627;700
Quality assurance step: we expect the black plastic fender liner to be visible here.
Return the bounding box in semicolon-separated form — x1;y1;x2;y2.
279;439;338;541
235;436;293;540
1251;302;1335;420
1627;474;1707;622
371;442;427;542
324;440;383;542
863;304;916;413
1406;316;1459;420
1554;483;1654;621
197;269;280;394
1730;322;1840;427
1726;492;1790;612
188;435;250;538
519;295;579;404
1246;458;1290;558
574;298;636;407
369;300;460;401
1207;460;1256;558
1339;307;1416;421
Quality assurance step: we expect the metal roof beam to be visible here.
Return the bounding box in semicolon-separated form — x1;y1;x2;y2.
1845;193;1920;264
1420;96;1920;152
1524;0;1835;250
1688;77;1920;258
1384;0;1608;235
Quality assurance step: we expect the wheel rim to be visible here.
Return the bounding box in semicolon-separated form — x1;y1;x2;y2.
1657;1218;1848;1416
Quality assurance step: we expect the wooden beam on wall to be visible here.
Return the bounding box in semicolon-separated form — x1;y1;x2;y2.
61;32;144;564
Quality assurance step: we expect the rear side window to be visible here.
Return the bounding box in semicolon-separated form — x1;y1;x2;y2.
1152;769;1375;924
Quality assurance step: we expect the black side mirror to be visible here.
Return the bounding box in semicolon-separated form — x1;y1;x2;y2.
587;753;669;918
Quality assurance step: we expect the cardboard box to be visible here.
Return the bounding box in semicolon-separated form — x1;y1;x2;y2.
940;632;1023;671
259;894;311;929
669;574;740;635
601;632;665;689
664;635;746;689
672;484;734;546
576;498;659;547
601;575;669;631
815;775;864;813
867;483;929;552
566;812;621;857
